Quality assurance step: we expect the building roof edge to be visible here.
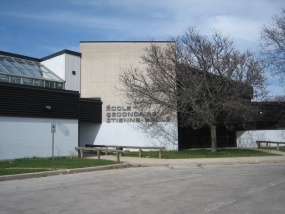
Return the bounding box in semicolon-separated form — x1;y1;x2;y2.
0;50;40;62
80;41;172;43
40;49;81;61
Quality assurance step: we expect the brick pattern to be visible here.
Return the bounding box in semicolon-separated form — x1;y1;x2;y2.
80;42;169;122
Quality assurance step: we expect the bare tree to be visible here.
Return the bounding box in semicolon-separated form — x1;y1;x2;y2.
262;95;285;128
264;95;285;102
134;122;178;150
260;9;285;84
119;27;266;152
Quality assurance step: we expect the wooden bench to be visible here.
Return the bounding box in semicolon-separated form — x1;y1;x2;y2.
256;141;285;151
75;147;121;162
86;144;110;155
98;145;165;159
85;145;165;158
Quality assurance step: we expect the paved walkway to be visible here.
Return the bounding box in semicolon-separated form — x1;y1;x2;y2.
96;149;285;167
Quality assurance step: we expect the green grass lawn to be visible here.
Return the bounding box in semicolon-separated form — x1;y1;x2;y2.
0;157;117;176
1;149;281;176
123;149;280;159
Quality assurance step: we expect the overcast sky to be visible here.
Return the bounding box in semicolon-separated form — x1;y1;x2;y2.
0;0;284;96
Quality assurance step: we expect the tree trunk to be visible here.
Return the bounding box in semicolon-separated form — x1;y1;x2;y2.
210;124;217;152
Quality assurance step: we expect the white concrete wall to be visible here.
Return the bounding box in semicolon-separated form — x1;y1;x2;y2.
42;53;81;92
0;116;78;160
79;123;101;147
79;122;178;150
236;130;285;147
65;54;81;92
42;54;66;80
80;123;148;147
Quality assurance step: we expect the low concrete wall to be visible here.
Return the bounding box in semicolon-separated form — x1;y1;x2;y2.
0;116;78;160
79;122;178;150
236;130;285;147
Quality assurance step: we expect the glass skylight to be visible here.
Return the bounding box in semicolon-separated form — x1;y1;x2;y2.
0;55;64;89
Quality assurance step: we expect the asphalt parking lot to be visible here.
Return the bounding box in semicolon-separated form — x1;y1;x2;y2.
1;163;285;214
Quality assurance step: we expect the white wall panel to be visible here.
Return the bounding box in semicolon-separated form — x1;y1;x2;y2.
80;123;147;147
42;53;81;92
42;54;66;80
236;130;285;147
79;122;178;150
0;116;78;160
65;54;81;92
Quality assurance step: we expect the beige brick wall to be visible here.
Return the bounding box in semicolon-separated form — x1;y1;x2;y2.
80;42;169;122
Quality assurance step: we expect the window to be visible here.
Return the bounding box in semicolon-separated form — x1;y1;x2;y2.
10;76;21;84
22;78;33;86
0;74;9;82
55;82;63;89
34;79;44;87
0;54;64;89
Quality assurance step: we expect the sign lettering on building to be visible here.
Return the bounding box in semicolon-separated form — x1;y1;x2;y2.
106;105;170;123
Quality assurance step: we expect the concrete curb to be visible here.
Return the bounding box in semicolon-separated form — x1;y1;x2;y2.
197;159;285;166
129;160;285;168
2;152;285;181
0;162;131;182
123;157;285;168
